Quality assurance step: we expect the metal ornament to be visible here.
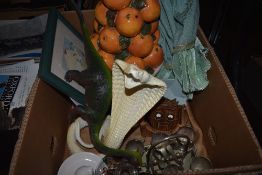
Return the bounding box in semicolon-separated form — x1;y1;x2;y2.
190;156;212;170
125;139;145;155
146;134;194;174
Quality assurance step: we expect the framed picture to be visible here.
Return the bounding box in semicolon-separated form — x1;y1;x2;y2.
39;8;86;104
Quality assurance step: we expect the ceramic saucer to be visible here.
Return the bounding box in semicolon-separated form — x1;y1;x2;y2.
58;152;106;175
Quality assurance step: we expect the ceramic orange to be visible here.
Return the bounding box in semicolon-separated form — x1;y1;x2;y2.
93;19;104;33
125;55;146;69
103;0;132;10
143;44;163;68
128;34;154;58
98;49;115;70
140;0;160;22
115;7;144;37
90;33;100;51
99;27;122;54
95;1;109;26
150;20;159;34
152;29;160;44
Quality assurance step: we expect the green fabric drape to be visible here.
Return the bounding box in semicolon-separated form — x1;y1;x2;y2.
156;0;211;100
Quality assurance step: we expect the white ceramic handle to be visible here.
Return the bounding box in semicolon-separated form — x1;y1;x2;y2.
67;117;94;154
74;117;94;148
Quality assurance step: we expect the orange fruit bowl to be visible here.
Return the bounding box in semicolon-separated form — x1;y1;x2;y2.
103;0;132;10
115;7;144;37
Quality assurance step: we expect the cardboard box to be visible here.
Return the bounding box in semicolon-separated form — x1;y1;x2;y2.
9;10;262;175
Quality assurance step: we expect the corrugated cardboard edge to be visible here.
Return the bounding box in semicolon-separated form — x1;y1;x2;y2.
182;37;262;175
198;27;262;161
8;28;262;174
9;78;40;175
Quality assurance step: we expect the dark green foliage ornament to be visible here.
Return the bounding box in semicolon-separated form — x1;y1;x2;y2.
66;0;142;165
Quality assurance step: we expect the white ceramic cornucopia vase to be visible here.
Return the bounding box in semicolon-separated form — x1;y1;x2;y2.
101;59;167;149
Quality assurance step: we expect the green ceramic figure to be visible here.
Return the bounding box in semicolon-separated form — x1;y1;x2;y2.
66;0;142;165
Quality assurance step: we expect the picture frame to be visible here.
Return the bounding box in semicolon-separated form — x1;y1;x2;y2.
39;8;86;104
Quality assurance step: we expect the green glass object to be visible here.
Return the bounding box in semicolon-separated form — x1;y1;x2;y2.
69;0;142;165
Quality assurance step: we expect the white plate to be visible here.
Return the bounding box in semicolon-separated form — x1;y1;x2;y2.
58;152;106;175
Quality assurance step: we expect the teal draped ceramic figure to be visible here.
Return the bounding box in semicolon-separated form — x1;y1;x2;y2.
156;0;211;100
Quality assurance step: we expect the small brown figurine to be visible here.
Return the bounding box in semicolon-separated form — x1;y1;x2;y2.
140;98;184;137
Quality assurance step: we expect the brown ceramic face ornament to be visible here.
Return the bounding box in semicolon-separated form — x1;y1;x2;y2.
147;98;182;132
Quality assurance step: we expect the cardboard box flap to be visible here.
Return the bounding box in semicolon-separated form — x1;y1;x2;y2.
190;28;262;168
9;79;72;175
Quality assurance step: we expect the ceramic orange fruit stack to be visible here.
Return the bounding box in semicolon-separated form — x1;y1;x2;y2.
92;0;163;71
